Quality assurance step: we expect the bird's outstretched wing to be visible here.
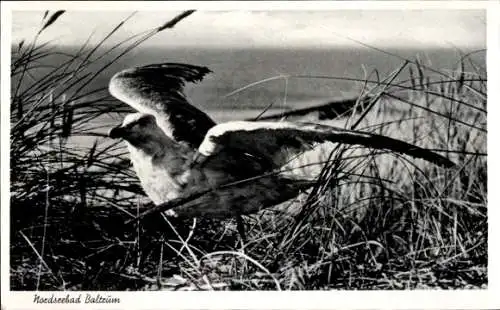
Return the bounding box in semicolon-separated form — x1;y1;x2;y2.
109;63;216;148
195;121;455;169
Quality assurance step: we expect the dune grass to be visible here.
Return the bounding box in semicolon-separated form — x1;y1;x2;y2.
9;12;486;290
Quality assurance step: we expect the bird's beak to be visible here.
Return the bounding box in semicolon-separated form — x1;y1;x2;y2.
191;150;208;168
108;126;125;139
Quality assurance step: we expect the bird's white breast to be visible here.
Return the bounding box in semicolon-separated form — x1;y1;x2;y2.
127;144;183;205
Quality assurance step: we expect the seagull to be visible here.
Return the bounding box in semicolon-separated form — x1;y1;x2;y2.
108;63;455;240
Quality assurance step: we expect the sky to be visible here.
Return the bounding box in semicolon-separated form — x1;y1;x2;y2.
12;10;486;49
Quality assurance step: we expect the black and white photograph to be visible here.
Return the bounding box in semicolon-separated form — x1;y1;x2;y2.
1;0;497;308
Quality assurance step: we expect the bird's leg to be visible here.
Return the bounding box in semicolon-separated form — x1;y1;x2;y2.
236;214;247;251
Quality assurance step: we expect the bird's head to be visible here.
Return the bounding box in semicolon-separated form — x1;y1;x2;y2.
108;113;165;145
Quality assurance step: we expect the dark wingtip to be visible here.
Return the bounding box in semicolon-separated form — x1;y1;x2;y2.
410;148;456;169
140;62;212;83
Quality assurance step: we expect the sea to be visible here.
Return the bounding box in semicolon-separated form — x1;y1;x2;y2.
91;46;486;117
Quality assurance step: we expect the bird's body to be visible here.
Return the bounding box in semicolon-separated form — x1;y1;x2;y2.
127;140;188;205
118;114;309;218
108;63;455;224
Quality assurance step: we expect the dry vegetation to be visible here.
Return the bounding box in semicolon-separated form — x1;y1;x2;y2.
10;11;486;290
